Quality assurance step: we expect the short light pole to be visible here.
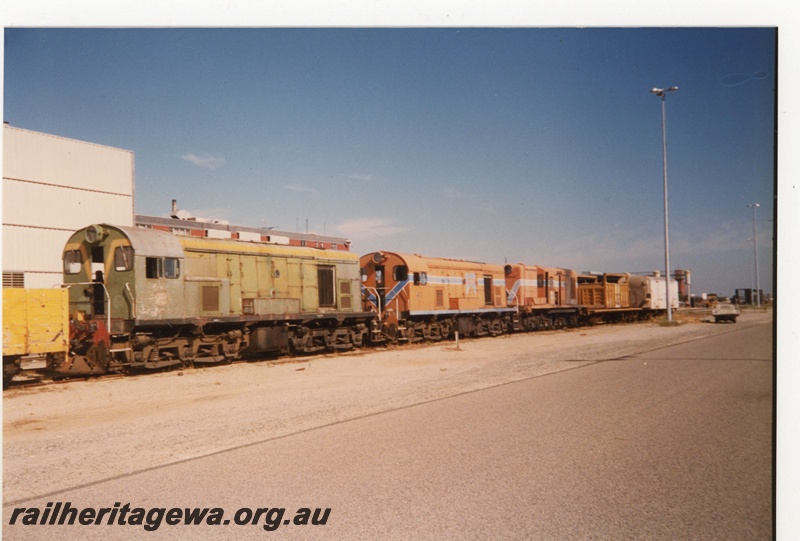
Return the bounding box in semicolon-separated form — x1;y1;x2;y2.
650;86;679;321
748;203;761;306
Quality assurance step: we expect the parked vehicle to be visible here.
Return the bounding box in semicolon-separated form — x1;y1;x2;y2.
712;302;739;323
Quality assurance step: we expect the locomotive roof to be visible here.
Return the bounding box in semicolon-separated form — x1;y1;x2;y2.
177;235;360;262
361;251;503;272
109;225;185;258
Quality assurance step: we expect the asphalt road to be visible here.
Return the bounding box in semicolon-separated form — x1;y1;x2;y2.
3;321;773;540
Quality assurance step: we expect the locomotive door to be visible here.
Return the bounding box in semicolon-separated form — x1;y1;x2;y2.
375;265;386;312
554;272;562;306
91;246;105;315
223;254;242;314
544;271;550;304
483;275;493;305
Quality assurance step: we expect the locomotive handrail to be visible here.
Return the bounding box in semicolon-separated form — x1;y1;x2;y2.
61;282;111;332
506;288;520;313
363;286;382;319
124;282;137;319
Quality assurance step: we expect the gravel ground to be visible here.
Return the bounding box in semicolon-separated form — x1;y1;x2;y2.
3;309;773;504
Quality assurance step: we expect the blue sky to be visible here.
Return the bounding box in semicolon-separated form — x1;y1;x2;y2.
3;27;777;297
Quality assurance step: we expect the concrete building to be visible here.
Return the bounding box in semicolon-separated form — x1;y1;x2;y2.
2;124;135;288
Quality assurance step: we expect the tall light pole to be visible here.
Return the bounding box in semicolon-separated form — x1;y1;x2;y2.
650;86;679;321
748;203;761;306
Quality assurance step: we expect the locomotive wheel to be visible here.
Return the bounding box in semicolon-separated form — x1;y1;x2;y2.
439;320;452;340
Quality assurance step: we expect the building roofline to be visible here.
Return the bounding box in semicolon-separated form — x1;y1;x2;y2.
135;214;350;244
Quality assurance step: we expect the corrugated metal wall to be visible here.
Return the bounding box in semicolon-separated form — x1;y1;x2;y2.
3;180;133;231
3;126;134;195
2;125;135;287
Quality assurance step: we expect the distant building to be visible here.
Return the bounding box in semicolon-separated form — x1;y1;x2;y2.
136;206;351;252
673;269;691;301
2;124;135;288
733;288;764;305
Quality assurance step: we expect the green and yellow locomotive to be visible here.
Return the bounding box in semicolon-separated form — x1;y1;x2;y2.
54;224;375;375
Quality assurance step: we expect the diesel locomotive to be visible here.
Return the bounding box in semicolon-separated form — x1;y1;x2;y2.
51;223;376;376
359;251;517;342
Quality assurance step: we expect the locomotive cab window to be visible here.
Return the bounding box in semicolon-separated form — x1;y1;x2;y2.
146;257;181;279
164;258;180;279
114;246;134;272
146;257;161;279
64;250;82;274
413;272;427;285
393;265;408;281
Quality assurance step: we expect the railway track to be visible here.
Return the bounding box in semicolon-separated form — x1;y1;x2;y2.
2;344;386;391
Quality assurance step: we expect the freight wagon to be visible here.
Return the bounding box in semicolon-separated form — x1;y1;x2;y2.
2;288;69;387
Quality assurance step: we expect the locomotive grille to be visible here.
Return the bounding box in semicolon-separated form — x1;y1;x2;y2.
3;272;25;288
339;280;352;309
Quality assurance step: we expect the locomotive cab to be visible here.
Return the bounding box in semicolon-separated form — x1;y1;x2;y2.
63;224;186;331
57;224;189;375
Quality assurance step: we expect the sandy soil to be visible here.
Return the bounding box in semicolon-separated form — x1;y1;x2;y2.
3;309;773;504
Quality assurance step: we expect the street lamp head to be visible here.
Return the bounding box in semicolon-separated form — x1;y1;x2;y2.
748;203;760;209
650;86;679;97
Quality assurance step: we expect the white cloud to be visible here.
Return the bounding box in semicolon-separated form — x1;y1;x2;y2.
181;153;226;169
334;217;410;239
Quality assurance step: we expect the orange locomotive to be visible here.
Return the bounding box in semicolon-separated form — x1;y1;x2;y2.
360;251;516;342
503;263;581;330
